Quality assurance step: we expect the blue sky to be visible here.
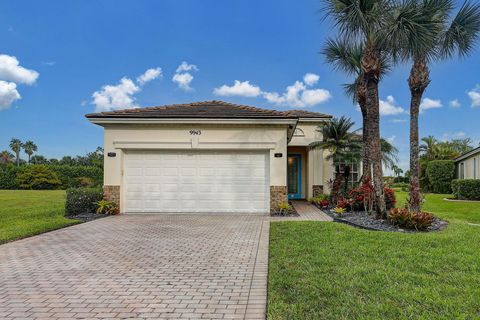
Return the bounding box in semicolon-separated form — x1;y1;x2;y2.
1;0;479;171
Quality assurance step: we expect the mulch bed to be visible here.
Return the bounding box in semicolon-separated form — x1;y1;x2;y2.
270;201;300;217
323;209;448;233
66;213;109;222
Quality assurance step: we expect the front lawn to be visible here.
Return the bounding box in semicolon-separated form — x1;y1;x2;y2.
0;190;80;244
268;192;480;319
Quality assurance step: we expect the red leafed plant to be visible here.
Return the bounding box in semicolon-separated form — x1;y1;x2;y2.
319;199;329;209
388;208;434;230
336;198;351;211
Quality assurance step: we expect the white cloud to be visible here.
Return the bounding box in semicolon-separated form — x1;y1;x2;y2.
136;67;162;85
420;98;442;113
172;61;198;91
41;61;56;67
172;73;194;91
0;54;39;85
263;79;331;108
449;99;461;108
213;73;331;108
379;95;406;116
92;77;140;112
176;61;198;73
0;81;21;110
390;118;407;123
91;67;163;112
303;73;320;86
442;131;466;142
387;135;396;143
468;86;480;108
213;80;261;97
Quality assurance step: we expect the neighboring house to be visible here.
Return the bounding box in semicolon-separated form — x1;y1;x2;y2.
86;100;334;214
455;146;480;180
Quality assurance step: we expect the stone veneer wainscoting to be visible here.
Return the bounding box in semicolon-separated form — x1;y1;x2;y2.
270;186;288;214
104;185;120;210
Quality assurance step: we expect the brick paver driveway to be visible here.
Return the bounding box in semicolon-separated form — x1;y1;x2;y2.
0;214;269;320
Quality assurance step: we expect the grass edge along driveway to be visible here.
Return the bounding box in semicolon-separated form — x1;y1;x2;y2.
0;190;80;244
268;192;480;320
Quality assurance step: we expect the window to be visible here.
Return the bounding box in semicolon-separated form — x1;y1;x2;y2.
334;162;360;186
293;128;305;137
460;162;465;179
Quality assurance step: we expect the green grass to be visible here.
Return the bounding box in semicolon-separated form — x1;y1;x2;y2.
0;190;80;244
268;192;480;320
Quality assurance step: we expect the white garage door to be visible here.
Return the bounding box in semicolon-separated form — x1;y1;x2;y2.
124;150;270;213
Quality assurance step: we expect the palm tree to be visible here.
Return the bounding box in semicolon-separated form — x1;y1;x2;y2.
395;0;480;212
420;136;438;161
0;150;14;164
380;138;399;170
9;138;23;166
323;0;429;217
322;39;391;180
23;140;37;163
310;117;362;199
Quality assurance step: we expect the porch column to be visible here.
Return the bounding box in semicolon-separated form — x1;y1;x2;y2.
308;148;324;197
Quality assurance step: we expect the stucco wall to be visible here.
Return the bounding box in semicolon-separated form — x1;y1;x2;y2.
457;152;480;180
288;121;333;197
103;123;288;188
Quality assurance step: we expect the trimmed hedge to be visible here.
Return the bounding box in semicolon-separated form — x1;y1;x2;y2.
0;164;103;189
65;188;103;215
452;179;480;200
16;165;62;190
426;160;455;194
0;164;22;189
50;165;103;188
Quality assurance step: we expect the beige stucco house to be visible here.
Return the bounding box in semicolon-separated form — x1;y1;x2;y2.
86;100;335;214
455;146;480;180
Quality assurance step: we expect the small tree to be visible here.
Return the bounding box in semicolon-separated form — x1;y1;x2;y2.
0;150;14;164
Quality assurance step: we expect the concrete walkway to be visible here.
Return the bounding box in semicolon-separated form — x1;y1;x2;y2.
0;214;269;320
270;200;333;222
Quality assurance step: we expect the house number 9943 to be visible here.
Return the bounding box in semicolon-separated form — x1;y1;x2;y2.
189;130;202;135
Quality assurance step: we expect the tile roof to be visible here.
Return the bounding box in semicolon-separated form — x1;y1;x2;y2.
85;100;332;119
281;109;333;119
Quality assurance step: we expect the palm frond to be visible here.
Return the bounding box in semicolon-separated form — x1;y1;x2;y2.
322;38;363;75
441;1;480;58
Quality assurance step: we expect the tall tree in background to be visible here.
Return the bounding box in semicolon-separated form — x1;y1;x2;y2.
9;138;23;167
396;0;480;212
23;140;38;163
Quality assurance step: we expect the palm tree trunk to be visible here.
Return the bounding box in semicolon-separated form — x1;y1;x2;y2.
408;57;430;213
16;151;20;166
362;43;386;218
360;103;371;180
357;79;370;181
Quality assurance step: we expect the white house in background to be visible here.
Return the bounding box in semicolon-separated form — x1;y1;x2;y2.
455;146;480;180
86;100;337;214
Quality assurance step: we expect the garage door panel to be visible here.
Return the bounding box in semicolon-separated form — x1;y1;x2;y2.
124;150;269;213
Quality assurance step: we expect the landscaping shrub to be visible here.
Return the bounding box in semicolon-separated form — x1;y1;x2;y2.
451;179;480;200
50;165;103;188
0;164;22;189
348;179;395;212
95;200;119;215
384;187;396;210
65;187;103;215
388;208;435;230
276;201;294;215
16;165;62;190
426;160;455;194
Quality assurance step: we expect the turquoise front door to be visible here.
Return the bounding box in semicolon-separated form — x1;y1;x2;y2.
287;154;302;199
